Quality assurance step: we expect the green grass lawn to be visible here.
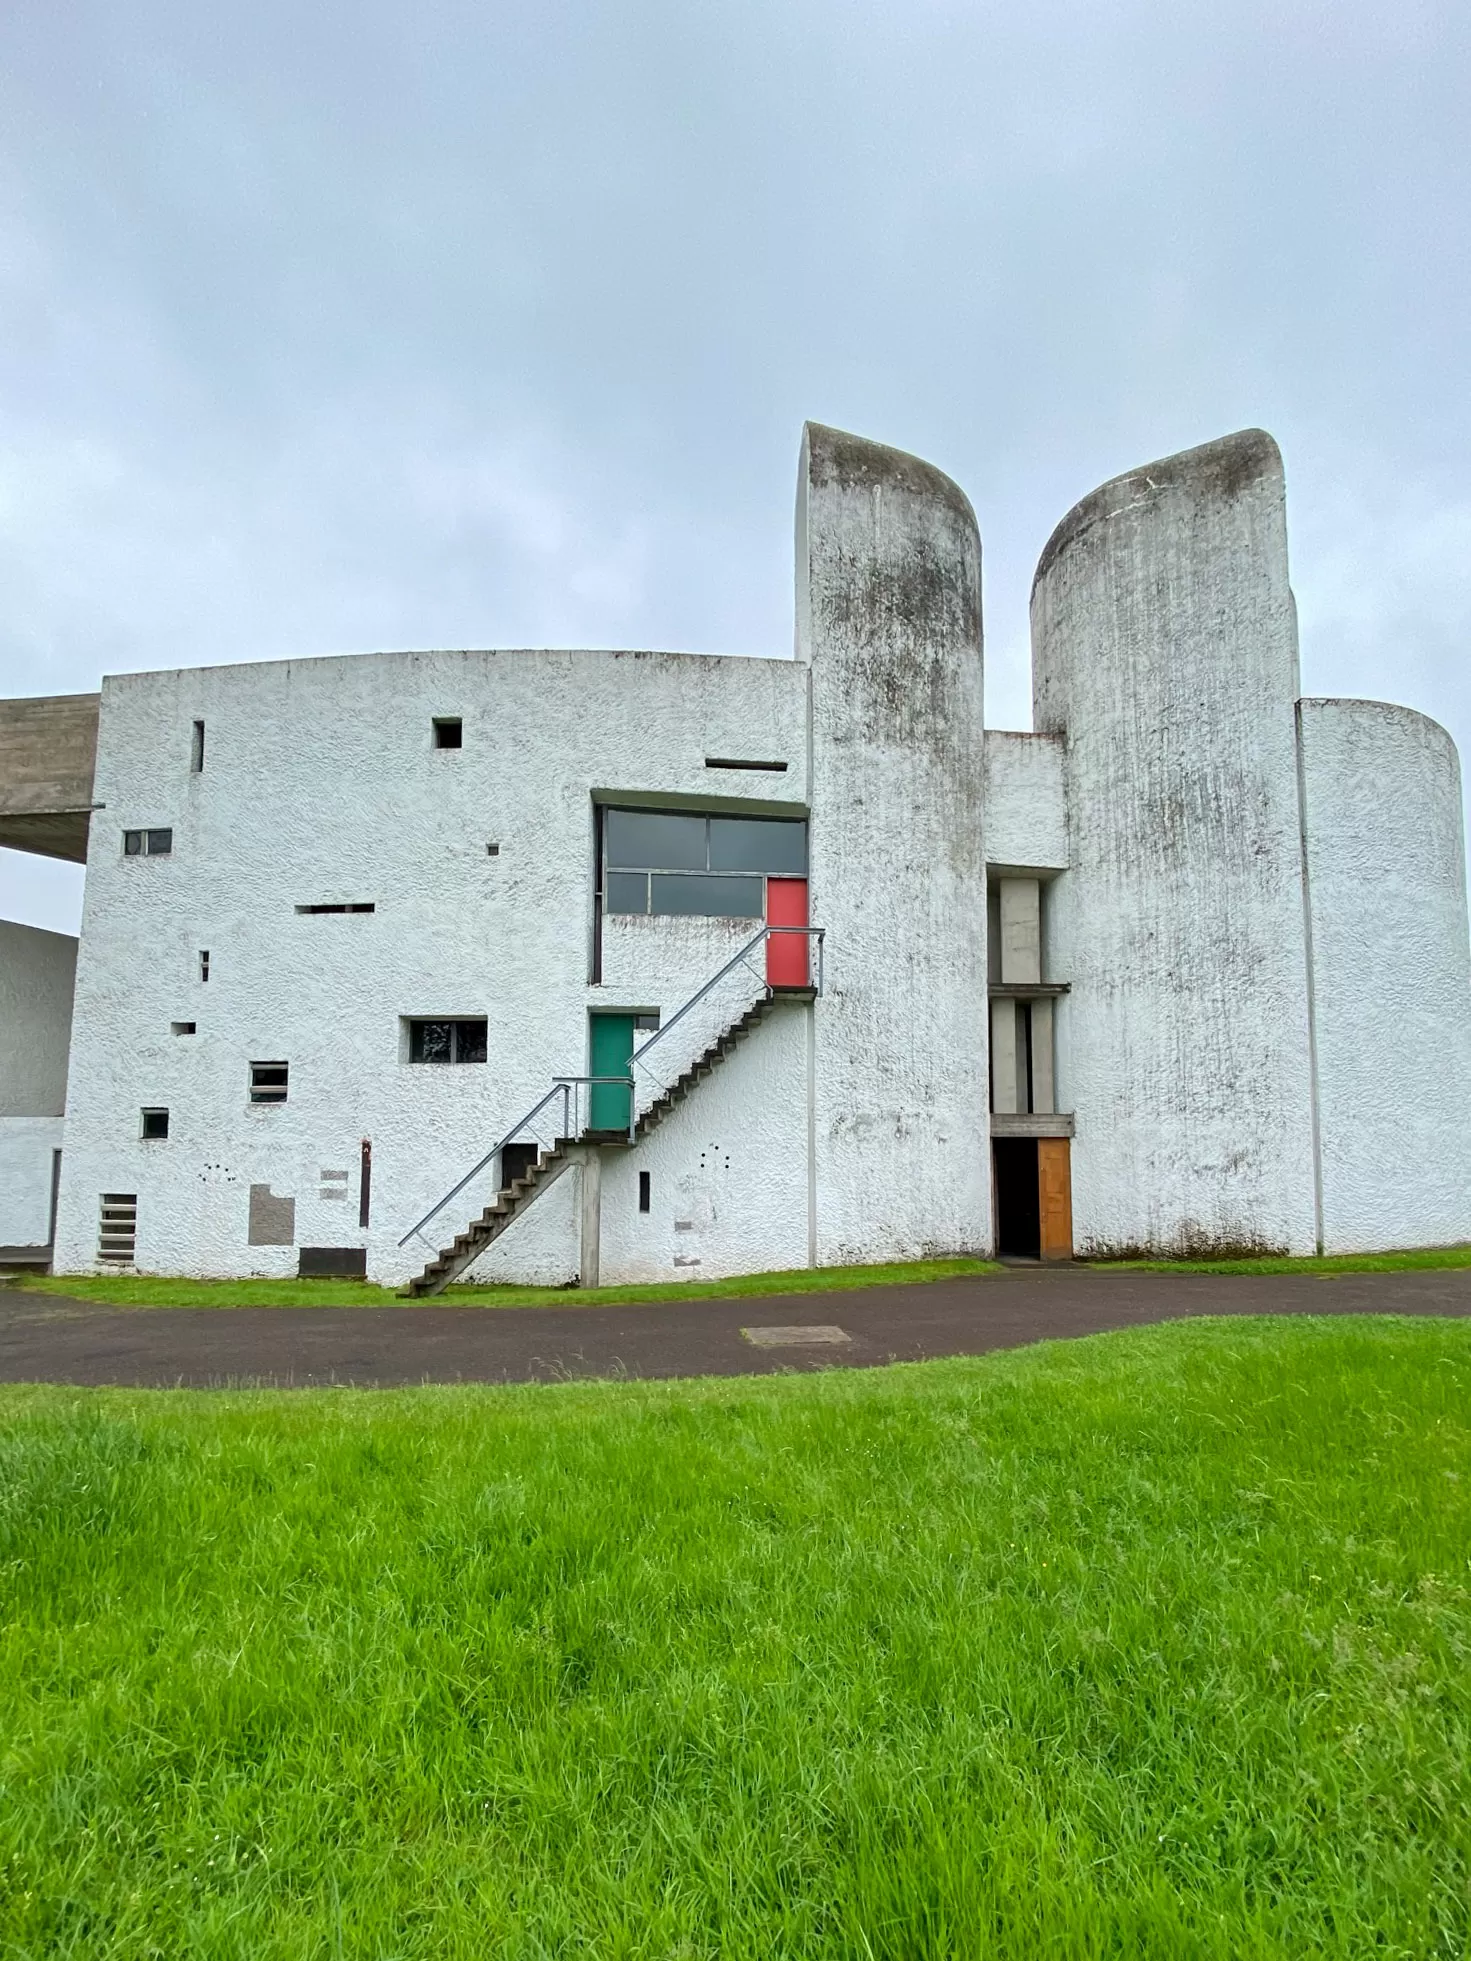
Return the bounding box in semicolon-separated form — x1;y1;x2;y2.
6;1255;999;1311
1;1319;1468;1957
1097;1244;1471;1276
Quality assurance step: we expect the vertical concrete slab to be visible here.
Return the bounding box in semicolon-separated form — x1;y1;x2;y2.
1032;429;1317;1256
579;1149;602;1288
990;999;1018;1114
998;879;1041;984
798;424;990;1260
1298;698;1471;1251
1030;998;1055;1114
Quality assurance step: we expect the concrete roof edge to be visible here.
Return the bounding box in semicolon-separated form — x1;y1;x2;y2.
801;421;978;535
1031;428;1284;599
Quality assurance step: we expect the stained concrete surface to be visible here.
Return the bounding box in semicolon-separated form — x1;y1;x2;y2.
0;1266;1468;1390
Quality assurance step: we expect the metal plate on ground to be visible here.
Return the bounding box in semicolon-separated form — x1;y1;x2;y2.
740;1324;852;1347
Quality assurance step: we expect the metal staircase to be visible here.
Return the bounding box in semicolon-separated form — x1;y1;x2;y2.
397;926;822;1297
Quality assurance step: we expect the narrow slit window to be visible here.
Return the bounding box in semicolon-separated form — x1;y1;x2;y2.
433;717;463;749
295;903;376;915
199;950;210;982
191;720;205;772
140;1108;170;1140
704;757;789;772
638;1170;651;1213
250;1061;289;1104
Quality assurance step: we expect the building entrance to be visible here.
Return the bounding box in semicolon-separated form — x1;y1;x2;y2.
993;1139;1040;1257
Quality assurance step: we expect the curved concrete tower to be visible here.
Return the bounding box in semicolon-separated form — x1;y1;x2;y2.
1031;430;1318;1256
1298;698;1471;1251
797;423;990;1261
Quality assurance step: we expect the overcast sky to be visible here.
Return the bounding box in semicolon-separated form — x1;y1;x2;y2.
3;0;1469;935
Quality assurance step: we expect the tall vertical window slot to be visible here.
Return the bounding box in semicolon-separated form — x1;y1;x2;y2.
191;720;205;772
98;1194;137;1264
199;950;210;982
638;1171;651;1213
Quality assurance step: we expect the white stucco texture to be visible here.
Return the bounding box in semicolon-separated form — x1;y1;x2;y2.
52;643;817;1282
0;919;76;1117
797;423;991;1263
1299;697;1471;1252
0;1117;62;1246
1032;429;1318;1256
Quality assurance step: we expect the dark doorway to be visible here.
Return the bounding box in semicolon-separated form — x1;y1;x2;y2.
501;1142;539;1188
993;1139;1040;1257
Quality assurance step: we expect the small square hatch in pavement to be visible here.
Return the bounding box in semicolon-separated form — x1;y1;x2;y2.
740;1325;852;1347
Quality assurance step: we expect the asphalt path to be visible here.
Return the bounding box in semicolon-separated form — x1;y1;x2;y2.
0;1265;1468;1389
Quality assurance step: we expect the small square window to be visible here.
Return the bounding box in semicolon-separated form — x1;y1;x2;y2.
141;1108;170;1140
124;830;143;856
146;828;173;855
433;717;463;749
250;1061;289;1104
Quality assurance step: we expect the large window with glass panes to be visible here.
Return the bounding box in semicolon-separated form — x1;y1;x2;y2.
603;810;807;918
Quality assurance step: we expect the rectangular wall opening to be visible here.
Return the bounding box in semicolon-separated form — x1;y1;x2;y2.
98;1194;137;1264
191;720;205;772
433;717;463;749
992;1139;1040;1258
501;1142;538;1186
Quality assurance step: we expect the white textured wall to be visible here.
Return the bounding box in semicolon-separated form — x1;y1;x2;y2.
798;423;991;1262
54;646;812;1283
0;1117;62;1246
1299;698;1471;1252
1032;429;1318;1256
983;731;1067;873
0;919;76;1117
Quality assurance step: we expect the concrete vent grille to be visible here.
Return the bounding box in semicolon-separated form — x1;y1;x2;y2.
98;1193;137;1264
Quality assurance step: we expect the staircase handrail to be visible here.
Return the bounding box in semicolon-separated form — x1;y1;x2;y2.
630;925;825;1104
397;924;824;1252
396;1079;573;1249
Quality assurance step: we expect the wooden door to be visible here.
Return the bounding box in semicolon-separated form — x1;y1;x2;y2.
588;1013;634;1132
1037;1138;1073;1261
765;877;809;986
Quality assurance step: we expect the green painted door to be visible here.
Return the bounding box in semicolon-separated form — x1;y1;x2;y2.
589;1013;635;1132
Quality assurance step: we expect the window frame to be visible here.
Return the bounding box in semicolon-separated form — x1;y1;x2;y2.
249;1060;290;1105
406;1018;489;1065
123;827;173;857
602;809;807;920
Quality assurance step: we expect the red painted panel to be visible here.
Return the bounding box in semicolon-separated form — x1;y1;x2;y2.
766;878;809;985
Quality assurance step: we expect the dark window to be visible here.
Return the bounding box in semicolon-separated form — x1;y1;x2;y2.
295;903;376;915
191;720;205;772
708;817;807;874
171;1021;196;1036
433;717;463;749
123;829;171;856
199;950;210;982
606;809;707;871
633;1012;660;1031
250;1061;289;1104
638;1170;651;1213
603;809;806;916
651;873;763;917
605;870;649;915
140;1108;170;1140
704;757;789;772
408;1018;487;1064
